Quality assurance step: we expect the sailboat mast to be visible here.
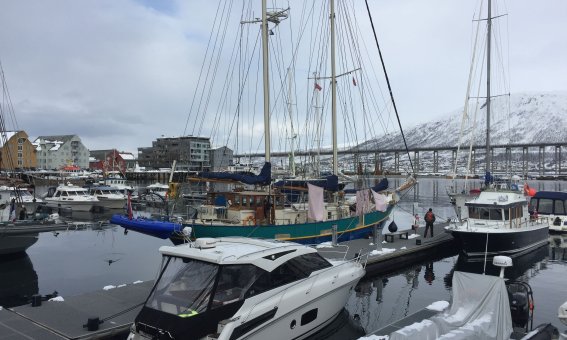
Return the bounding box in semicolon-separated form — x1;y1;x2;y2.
485;0;492;174
262;0;271;163
330;0;338;175
287;67;296;176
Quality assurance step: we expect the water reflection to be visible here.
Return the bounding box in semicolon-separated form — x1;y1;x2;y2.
448;245;549;286
0;254;38;307
549;234;567;261
424;262;435;285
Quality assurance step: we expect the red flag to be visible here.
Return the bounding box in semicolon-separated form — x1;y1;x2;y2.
127;191;133;220
352;77;357;86
314;83;322;91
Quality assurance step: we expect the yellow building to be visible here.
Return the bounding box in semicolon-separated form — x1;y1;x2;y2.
0;131;37;170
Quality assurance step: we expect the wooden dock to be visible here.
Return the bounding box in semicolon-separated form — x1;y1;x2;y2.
0;223;456;339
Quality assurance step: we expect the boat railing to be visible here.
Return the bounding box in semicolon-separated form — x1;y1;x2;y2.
312;244;350;261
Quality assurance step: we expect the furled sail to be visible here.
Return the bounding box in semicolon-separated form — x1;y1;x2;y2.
196;162;271;186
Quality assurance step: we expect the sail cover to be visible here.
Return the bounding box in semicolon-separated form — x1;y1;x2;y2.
388;271;512;340
197;162;271;186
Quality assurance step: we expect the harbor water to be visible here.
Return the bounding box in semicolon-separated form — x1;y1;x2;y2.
1;178;566;339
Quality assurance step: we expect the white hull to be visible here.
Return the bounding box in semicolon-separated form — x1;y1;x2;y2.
218;261;364;340
95;197;126;210
46;200;95;212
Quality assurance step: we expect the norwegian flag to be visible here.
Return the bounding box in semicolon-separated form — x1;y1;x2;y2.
352;77;357;86
314;82;322;91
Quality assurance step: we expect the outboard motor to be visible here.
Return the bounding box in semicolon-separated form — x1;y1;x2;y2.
509;288;530;329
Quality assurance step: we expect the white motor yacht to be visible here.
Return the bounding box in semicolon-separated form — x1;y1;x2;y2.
88;185;126;210
0;185;44;214
44;183;99;212
127;237;365;340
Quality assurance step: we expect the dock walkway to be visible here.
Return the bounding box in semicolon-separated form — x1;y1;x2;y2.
0;223;457;339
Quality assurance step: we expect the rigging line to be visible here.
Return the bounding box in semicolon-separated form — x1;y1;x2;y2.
346;0;390;137
197;0;235;135
193;0;233;136
183;0;224;136
364;0;414;175
221;29;262;156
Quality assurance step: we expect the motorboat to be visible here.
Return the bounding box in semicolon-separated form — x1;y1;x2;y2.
88;185;126;210
100;172;135;194
44;183;99;212
447;190;549;257
135;183;169;203
529;191;567;233
127;237;365;340
0;185;44;215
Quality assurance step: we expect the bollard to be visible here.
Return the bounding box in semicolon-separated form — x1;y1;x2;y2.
331;225;338;246
416;239;422;246
31;294;42;307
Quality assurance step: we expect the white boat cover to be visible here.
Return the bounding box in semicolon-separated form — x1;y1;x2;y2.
389;271;512;340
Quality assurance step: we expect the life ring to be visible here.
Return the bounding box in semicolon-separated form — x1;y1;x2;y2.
244;216;255;226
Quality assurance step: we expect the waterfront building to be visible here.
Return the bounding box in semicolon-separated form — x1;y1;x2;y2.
89;149;136;172
211;146;233;170
32;135;89;170
0;131;37;170
137;136;211;171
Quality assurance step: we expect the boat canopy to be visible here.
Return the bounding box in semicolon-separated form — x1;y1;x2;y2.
532;191;567;201
197;162;271;186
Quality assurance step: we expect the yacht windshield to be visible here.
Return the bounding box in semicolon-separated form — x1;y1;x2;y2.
146;257;218;317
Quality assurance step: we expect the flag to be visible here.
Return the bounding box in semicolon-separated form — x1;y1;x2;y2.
352;77;357;86
127;191;133;220
314;82;322;91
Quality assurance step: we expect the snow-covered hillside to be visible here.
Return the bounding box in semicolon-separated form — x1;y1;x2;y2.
361;92;567;150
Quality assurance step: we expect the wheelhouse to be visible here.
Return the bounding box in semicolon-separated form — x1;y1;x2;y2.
529;191;567;216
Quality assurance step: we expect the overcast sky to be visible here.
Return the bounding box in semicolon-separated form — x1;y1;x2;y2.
1;0;565;155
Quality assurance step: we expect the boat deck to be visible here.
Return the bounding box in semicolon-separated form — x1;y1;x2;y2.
317;222;457;276
1;223;455;339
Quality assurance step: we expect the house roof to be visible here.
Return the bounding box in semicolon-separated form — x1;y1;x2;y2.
0;131;18;148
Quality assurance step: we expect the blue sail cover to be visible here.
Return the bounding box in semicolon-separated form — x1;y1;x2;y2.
197;162;271;186
273;174;340;191
344;177;388;193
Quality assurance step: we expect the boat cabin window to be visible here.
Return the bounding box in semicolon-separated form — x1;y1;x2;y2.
503;206;522;220
536;199;554;214
555;200;566;215
146;257;218;317
244;253;332;299
211;264;266;308
468;206;503;221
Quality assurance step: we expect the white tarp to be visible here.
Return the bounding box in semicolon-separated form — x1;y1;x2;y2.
307;183;325;221
388;271;513;340
371;189;388;212
356;189;372;215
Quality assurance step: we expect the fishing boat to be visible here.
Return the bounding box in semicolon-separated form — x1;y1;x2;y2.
126;237;365;340
173;0;416;245
87;185;127;210
447;0;548;256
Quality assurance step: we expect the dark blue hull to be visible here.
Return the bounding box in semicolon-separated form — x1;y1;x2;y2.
451;226;549;257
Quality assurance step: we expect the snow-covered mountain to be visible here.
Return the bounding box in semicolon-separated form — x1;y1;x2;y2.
361;92;567;150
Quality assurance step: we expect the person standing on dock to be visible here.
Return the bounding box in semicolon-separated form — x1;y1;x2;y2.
424;208;435;238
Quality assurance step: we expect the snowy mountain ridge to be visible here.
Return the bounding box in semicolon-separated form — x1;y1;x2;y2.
362;92;567;150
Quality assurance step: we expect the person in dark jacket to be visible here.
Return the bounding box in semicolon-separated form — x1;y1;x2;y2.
423;208;436;238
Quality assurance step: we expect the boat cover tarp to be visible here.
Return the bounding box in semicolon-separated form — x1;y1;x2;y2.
273;174;340;191
196;162;271;186
344;178;388;194
533;191;567;201
110;214;182;239
388;271;512;340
